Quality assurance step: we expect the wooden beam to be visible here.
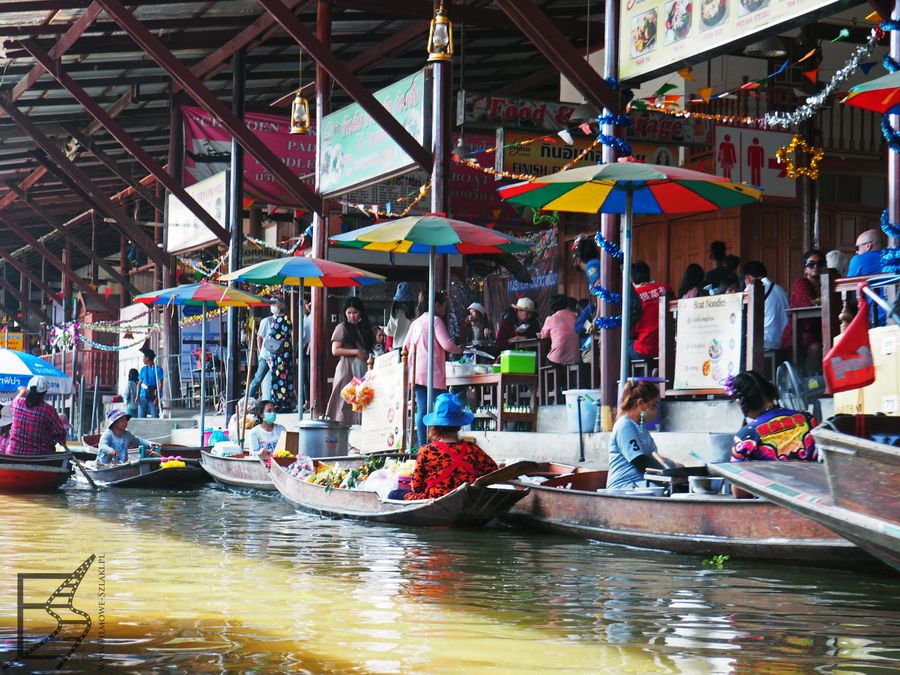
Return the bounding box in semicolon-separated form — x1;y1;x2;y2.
495;0;619;114
256;0;433;173
96;0;323;215
0;246;58;302
5;179;142;298
0;275;51;325
20;38;231;245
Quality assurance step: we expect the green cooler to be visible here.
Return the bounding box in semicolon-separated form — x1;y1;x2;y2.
500;350;537;374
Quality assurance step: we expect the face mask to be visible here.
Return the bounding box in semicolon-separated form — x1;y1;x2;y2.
263;411;277;424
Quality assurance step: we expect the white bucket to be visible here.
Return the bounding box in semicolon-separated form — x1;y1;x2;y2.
563;389;601;433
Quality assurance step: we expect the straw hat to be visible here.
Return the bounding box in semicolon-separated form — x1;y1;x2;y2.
510;297;536;313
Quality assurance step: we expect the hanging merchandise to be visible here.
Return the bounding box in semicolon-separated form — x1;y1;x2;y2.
774;135;825;180
49;323;79;350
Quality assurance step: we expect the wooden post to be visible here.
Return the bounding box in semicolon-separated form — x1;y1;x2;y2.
820;271;841;354
745;280;764;373
658;293;675;398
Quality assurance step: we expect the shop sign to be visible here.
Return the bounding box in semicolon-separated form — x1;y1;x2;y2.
714;125;796;198
619;0;840;82
497;130;603;178
0;332;24;351
165;170;229;254
456;90;595;132
628;110;714;146
673;293;743;390
319;70;428;197
182;106;315;207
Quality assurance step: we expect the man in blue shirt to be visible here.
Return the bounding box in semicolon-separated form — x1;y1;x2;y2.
138;349;164;418
848;229;883;276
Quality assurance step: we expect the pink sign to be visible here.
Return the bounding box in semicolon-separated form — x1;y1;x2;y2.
182;106;316;207
449;133;511;224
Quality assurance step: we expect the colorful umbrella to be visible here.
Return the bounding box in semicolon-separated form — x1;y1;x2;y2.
499;159;762;390
842;71;900;114
219;255;386;423
0;348;73;396
330;215;532;413
134;281;267;445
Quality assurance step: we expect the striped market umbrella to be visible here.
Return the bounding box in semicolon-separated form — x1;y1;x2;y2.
0;348;72;396
499;159;762;389
330;215;532;412
134;281;267;445
220;255;385;423
842;71;900;114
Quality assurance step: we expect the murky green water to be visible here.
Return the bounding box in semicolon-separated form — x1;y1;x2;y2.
2;483;899;673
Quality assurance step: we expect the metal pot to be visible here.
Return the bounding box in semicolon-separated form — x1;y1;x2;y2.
297;418;349;458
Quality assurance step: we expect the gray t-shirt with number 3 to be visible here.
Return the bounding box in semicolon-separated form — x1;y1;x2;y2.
607;415;657;490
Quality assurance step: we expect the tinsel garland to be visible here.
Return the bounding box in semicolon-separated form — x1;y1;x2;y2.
245;235;303;256
49;322;79;350
881;209;900;239
532;210;559;226
881;20;900;75
881;210;900;273
761;26;883;129
881;113;900;152
78;334;150;352
596;112;633;158
594;230;624;261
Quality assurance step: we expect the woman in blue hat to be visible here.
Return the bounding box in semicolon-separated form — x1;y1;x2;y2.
384;282;416;350
389;393;497;501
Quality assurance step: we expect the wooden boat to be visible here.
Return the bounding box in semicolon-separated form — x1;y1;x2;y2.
80;457;208;488
268;455;532;527
76;435;206;462
502;463;865;562
710;418;900;572
199;450;274;491
0;452;71;492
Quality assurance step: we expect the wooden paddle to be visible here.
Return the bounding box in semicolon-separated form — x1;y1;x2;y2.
472;460;539;487
69;451;98;491
240;315;257;450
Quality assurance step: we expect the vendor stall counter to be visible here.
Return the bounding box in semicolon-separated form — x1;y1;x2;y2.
445;372;538;431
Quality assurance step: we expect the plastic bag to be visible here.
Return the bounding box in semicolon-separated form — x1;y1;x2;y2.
363;468;400;500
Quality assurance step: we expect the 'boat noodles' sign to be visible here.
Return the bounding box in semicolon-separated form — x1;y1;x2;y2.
673;293;743;390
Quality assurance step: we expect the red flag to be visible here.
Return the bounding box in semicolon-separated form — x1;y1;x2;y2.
823;289;876;393
801;68;820;84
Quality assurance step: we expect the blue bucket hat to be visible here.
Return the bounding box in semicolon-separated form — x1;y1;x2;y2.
422;393;474;427
393;282;414;303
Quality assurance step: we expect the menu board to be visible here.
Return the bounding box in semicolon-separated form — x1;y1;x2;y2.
673;293;743;390
359;352;407;454
619;0;840;82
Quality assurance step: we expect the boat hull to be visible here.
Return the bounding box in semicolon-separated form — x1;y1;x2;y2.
269;457;527;527
503;466;862;562
84;458;207;488
200;451;274;490
0;452;71;492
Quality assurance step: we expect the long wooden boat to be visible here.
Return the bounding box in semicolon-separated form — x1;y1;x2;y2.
502;463;864;562
0;452;71;492
268;456;531;527
81;457;207;488
710;421;900;572
199;450;275;491
76;436;207;462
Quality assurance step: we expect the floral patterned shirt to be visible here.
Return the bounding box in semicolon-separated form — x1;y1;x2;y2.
732;407;818;462
404;440;498;500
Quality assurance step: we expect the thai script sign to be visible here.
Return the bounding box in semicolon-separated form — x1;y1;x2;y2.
674;293;743;390
0;331;24;351
165;170;229;253
497;130;602;178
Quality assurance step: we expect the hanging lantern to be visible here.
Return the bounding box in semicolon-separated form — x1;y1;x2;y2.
290;91;310;135
427;3;453;62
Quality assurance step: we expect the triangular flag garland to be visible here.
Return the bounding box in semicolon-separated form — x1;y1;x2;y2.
797;48;819;64
859;61;877;74
801;68;820;84
677;67;695;81
655;83;678;96
697;87;713;104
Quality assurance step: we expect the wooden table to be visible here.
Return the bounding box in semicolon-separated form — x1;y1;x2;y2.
787;305;821;360
445;372;538;431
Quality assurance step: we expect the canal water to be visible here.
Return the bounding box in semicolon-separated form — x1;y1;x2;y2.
2;484;899;674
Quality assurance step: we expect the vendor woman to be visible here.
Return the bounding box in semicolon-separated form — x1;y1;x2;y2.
607;379;681;490
390;393;497;500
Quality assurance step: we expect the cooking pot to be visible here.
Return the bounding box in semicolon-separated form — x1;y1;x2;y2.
297;418;349;458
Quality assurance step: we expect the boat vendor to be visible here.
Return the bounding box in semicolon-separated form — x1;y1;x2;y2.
247;401;286;455
607;379;682;490
98;409;159;465
5;376;66;456
727;370;818;462
389;393;497;501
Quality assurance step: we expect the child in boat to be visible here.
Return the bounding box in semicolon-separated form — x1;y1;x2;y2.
727;370;818;462
246;401;285;455
98;409;158;465
607;379;681;490
390;393;498;501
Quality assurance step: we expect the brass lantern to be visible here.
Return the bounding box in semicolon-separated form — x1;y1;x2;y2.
427;3;453;62
290;91;310;135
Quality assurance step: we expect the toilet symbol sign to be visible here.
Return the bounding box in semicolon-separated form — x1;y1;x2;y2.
714;126;796;198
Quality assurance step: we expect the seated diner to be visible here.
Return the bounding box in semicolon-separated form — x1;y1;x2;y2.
98;409;158;465
728;370;818;462
391;393;498;500
607;379;681;490
6;376;66;456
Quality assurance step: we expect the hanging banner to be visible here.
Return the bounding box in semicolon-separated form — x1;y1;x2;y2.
673;293;743;390
714;126;796;198
165;170;229;253
619;0;841;82
497;130;602;178
628;110;714;146
182;106;315;207
319;69;428;197
456;91;596;132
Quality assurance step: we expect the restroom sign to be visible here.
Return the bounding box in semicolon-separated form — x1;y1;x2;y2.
714;126;796;198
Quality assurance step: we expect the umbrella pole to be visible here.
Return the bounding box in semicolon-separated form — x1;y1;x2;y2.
619;191;634;395
240;315;255;450
426;246;436;414
298;282;305;424
200;301;207;448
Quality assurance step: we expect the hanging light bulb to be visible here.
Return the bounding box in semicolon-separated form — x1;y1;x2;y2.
427;3;453;62
290;49;310;135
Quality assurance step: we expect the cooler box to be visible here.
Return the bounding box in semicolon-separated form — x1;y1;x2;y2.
500;350;536;374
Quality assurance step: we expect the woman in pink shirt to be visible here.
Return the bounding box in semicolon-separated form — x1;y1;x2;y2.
540;295;581;365
403;291;463;447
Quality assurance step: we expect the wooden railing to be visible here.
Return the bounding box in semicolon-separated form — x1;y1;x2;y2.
821;272;898;352
42;349;119;391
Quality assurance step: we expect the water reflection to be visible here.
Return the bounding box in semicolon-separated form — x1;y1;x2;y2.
0;485;898;673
